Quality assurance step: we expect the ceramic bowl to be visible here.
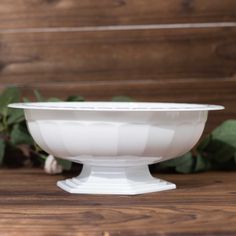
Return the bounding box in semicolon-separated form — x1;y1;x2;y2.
8;102;224;195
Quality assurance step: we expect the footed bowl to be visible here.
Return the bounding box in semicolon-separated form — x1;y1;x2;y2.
9;102;224;195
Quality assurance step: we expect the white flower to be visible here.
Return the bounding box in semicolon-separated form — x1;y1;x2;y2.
44;155;63;174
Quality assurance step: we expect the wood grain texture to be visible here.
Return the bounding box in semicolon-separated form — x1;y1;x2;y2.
0;27;235;132
0;1;235;133
0;0;236;30
0;168;235;236
0;27;236;83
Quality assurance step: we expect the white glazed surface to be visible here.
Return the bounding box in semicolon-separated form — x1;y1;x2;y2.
8;102;224;194
22;108;210;166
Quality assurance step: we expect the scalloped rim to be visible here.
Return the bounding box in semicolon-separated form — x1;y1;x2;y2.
8;102;224;111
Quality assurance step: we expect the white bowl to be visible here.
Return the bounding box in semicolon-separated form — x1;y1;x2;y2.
9;102;224;195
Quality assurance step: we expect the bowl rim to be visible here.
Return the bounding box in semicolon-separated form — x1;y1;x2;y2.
8;102;224;111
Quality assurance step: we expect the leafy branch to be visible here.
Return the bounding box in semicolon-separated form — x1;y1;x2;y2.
0;87;83;169
156;120;236;173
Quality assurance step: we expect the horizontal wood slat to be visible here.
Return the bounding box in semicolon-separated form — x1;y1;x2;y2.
0;27;236;83
0;27;235;132
0;0;236;29
0;1;235;132
4;78;235;102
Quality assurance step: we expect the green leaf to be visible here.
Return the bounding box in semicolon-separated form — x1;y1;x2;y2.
0;87;21;116
66;95;84;102
211;120;236;147
10;124;34;146
160;152;192;168
193;154;211;172
175;155;195;174
206;120;236;163
112;96;135;102
7;108;24;125
197;135;212;151
34;90;44;102
0;124;4;132
0;139;5;164
56;158;72;171
46;97;62;102
212;144;235;163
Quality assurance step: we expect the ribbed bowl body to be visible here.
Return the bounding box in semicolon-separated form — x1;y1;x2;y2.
25;109;208;166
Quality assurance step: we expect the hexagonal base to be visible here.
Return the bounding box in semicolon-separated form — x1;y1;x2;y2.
57;165;176;195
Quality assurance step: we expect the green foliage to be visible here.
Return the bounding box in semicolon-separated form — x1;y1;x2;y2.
0;140;5;164
206;120;236;163
0;87;20;117
7;109;24;125
10;124;34;146
0;87;23;165
0;87;85;170
66;95;85;102
0;87;235;173
112;96;135;102
157;120;236;173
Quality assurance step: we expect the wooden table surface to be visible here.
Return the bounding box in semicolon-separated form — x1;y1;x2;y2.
0;168;235;236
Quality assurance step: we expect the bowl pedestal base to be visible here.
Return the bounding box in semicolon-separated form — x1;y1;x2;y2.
57;164;176;195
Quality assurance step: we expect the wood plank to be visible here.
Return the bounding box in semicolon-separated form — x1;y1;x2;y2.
0;168;235;235
11;78;236;103
0;0;236;30
0;27;236;83
0;27;235;132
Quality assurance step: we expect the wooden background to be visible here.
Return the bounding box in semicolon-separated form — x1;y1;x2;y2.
0;0;236;131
